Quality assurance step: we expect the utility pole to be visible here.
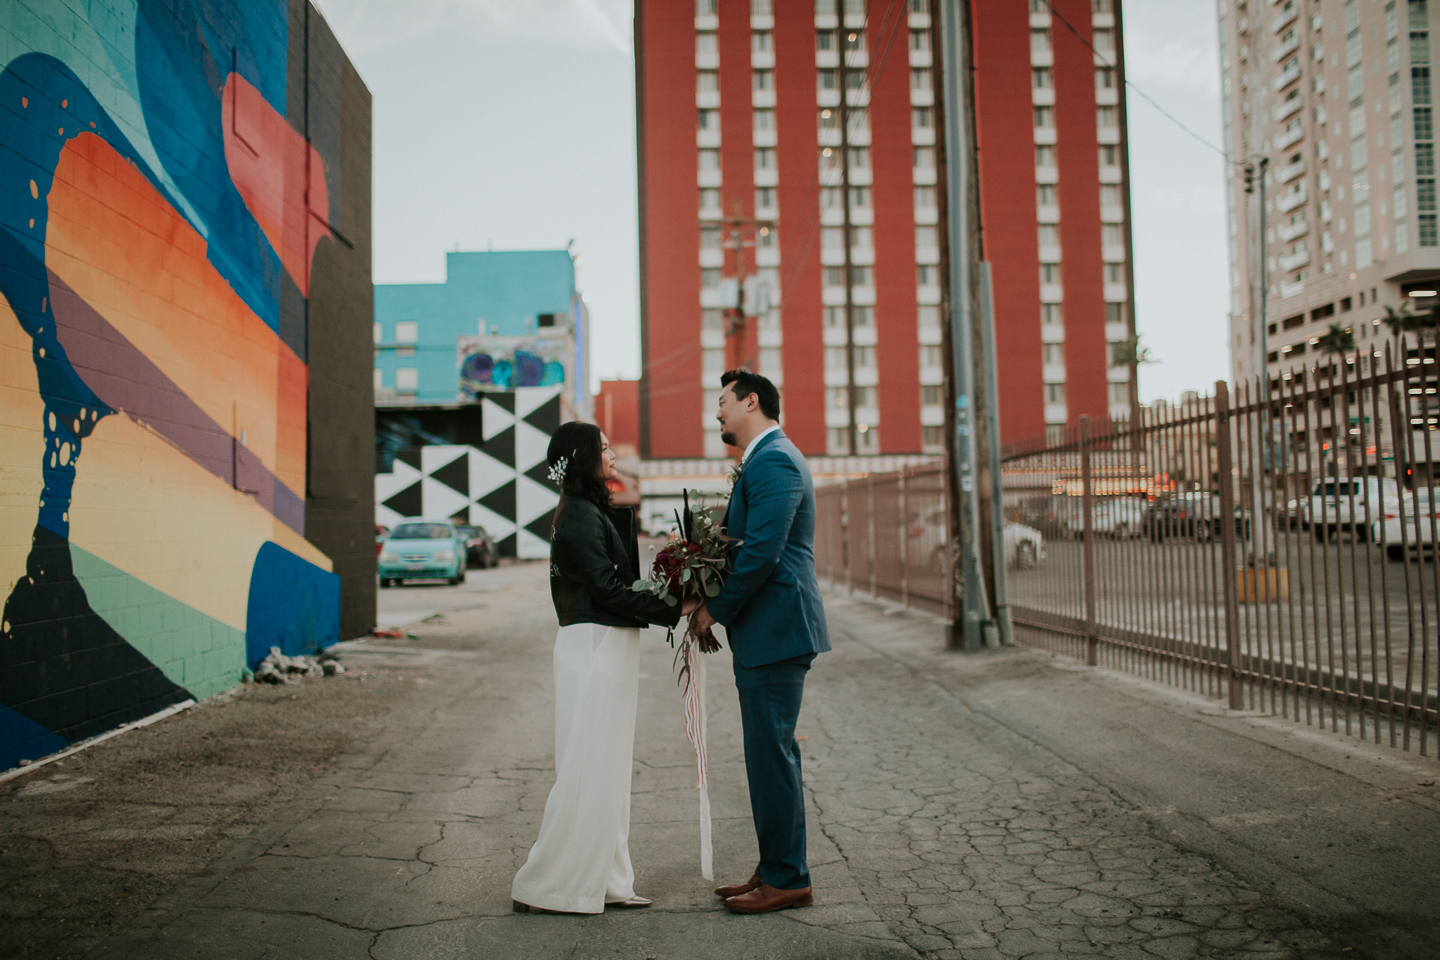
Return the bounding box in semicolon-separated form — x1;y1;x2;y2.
937;0;992;649
715;200;775;373
837;27;859;455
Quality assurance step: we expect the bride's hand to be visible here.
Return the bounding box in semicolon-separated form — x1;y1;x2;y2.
681;596;702;616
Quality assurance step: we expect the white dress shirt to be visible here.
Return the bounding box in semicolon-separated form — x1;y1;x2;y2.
740;425;782;466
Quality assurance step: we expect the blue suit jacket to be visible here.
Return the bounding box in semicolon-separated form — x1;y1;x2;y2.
707;430;830;668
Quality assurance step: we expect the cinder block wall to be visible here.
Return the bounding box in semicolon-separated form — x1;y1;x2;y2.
0;0;374;770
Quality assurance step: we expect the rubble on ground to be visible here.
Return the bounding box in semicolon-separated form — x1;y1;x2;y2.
250;647;345;685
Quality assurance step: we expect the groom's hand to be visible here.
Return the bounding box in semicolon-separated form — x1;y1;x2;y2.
690;603;716;637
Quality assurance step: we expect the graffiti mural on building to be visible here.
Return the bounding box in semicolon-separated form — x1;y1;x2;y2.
457;336;567;399
0;0;367;769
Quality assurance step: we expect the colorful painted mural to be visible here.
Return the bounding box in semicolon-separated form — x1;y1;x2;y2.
0;0;368;770
457;336;568;399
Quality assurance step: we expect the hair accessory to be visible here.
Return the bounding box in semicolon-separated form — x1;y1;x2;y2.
547;456;569;484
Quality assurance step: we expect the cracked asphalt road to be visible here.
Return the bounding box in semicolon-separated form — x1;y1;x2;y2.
5;559;1438;959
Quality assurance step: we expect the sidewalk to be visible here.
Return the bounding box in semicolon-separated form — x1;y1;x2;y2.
4;562;1436;959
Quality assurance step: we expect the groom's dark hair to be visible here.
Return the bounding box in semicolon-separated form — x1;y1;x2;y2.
721;369;780;421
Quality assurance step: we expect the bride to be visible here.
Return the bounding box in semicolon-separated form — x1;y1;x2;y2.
512;421;700;915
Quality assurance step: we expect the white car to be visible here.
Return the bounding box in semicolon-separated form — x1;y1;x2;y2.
1305;477;1400;540
1063;499;1147;539
1004;521;1045;570
1370;489;1440;559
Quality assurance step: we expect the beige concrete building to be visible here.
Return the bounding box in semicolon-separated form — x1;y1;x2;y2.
1220;0;1440;385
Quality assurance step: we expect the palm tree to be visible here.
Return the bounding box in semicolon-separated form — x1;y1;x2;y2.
1315;322;1355;371
1380;303;1413;355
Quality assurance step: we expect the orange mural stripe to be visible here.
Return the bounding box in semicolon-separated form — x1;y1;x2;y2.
44;132;306;498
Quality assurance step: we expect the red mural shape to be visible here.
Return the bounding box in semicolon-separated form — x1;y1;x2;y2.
222;73;331;296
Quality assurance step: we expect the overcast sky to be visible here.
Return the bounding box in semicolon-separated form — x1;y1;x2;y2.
312;0;1230;404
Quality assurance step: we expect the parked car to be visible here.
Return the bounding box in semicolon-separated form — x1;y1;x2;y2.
1003;521;1045;570
378;518;467;587
1062;499;1147;539
1303;477;1400;541
1145;493;1219;541
1370;488;1440;559
453;524;499;568
375;524;390;557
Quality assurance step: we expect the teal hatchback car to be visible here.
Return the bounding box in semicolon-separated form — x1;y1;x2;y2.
378;518;468;587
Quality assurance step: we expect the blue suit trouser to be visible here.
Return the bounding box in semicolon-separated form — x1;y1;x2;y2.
733;652;815;891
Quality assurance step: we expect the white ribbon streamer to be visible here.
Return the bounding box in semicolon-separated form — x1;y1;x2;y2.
683;639;713;879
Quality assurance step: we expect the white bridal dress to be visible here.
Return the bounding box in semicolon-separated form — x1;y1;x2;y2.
511;621;643;914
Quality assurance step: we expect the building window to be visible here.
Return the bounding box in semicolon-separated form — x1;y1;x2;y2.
911;69;932;91
1033;67;1052;89
396;368;419;392
916;225;939;249
698;109;718;130
699;148;720;170
1108;383;1130;405
919;305;941;328
821;227;844;249
1101;184;1122;206
1038;224;1060;247
914;146;935;168
753;70;774;92
756;187;777;209
1036;145;1056;166
700;188;721;210
697;32;717;55
701;268;722;289
920;345;942;367
824;306;845;327
757;226;776;247
1104;263;1124;282
827;387;848;408
1102;224;1125;245
850;265;873;288
821;187;843;209
1031;30;1050;53
702;309;724;331
1097;105;1117;127
697;0;716;13
752;28;773;51
697;71;718;93
1106;302;1126;324
1421;214;1438;245
1099;145;1119;167
1042;303;1063;326
817;30;836;51
824;266;846;288
701;227;721;249
851;186;873;208
849;147;871;169
754;109;776;131
1037;184;1057;206
395;321;418;343
1034;105;1054;128
922;425;944;448
914;185;936;208
922;385;943;406
819;108;838;130
852;305;874;327
373;322;383;344
373;367;383;390
912;107;933;129
1092;29;1114;53
1040;263;1060;284
1095;66;1115;89
910;30;931;53
1045;383;1066;404
824;347;848;369
1043;343;1065;365
917;264;939;285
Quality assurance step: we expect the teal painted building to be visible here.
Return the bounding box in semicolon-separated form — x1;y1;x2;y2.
374;251;589;415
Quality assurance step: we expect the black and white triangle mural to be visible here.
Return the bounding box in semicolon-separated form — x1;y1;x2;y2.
375;388;562;559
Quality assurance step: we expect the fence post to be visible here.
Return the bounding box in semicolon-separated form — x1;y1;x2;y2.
1215;380;1244;709
842;480;852;596
868;473;877;597
1080;416;1098;666
899;470;909;608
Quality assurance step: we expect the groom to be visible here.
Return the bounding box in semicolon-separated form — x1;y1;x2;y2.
690;369;830;915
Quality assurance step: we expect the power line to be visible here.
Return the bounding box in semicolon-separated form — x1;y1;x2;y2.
1040;0;1233;164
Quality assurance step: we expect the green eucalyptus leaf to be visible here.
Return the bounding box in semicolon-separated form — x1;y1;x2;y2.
664;594;678;606
632;579;648;591
706;581;720;597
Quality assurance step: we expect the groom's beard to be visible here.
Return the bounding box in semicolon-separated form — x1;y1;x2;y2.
720;429;737;447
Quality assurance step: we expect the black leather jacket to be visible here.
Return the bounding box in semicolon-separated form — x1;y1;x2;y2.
550;495;681;629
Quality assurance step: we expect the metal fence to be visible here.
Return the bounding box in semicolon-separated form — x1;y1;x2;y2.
815;463;953;617
816;349;1440;758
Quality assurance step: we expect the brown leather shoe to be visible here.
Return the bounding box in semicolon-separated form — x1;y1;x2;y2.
723;883;813;914
713;874;762;899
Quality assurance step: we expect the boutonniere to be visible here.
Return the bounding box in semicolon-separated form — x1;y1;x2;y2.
727;458;745;493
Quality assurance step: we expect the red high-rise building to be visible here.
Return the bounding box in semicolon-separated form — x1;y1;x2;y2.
636;0;1135;458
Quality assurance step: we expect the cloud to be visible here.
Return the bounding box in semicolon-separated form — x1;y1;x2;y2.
312;0;632;57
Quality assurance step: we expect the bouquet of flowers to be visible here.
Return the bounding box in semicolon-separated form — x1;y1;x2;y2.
632;490;739;667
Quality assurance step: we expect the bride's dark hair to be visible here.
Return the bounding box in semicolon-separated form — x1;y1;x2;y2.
547;421;612;509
